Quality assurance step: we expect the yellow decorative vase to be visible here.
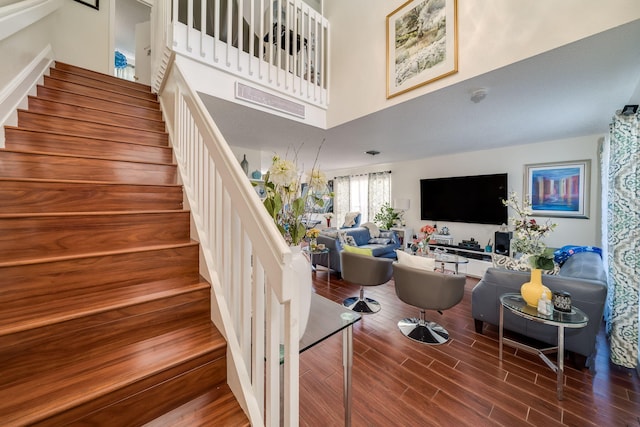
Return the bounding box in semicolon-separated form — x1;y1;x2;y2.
521;268;552;307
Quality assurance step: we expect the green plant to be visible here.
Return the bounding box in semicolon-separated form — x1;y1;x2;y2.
373;203;400;230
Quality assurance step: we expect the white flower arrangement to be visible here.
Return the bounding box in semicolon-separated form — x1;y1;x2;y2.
261;144;326;246
502;192;557;269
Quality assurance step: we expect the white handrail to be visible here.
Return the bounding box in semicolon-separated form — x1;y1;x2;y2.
159;58;300;426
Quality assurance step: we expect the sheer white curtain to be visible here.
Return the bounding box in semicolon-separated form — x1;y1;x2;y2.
334;176;350;228
334;171;391;226
368;172;391;224
350;175;369;222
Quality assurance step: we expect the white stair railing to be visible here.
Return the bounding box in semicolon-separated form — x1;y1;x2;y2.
159;60;301;426
169;0;329;108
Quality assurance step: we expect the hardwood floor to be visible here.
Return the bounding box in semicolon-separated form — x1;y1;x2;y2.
302;272;640;426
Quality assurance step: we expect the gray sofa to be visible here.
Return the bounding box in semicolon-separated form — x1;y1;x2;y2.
471;251;607;367
315;227;400;275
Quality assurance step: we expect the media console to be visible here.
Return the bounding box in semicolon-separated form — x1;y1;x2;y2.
427;243;492;262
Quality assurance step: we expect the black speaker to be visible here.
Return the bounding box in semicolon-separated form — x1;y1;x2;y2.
494;231;512;256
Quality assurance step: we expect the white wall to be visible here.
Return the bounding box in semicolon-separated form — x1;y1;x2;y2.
52;0;111;73
0;10;54;89
230;146;264;178
326;133;602;250
325;0;640;127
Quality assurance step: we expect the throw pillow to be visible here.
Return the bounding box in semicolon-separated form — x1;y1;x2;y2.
368;238;391;245
396;250;436;271
343;245;373;256
379;231;399;245
344;235;357;247
493;254;560;275
337;231;348;245
361;221;380;238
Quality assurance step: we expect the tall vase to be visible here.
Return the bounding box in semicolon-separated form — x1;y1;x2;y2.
521;268;552;307
240;154;248;176
283;245;312;341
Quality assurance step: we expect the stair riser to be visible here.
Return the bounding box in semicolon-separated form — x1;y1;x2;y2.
38;354;226;426
18;110;168;146
27;97;165;132
0;245;199;303
0;179;182;213
44;76;159;109
4;127;173;164
0;291;211;385
3;325;224;426
49;68;157;101
37;86;163;120
0;212;191;262
54;61;152;92
0;151;177;184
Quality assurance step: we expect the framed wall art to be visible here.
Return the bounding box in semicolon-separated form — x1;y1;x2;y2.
524;160;591;218
386;0;458;99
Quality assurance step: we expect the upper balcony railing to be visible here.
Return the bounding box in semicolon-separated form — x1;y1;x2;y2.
168;0;329;109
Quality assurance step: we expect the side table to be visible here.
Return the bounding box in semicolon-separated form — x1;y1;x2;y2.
499;293;588;400
304;247;331;284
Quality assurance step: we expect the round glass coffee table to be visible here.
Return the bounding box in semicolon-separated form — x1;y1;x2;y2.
431;252;468;274
499;293;588;400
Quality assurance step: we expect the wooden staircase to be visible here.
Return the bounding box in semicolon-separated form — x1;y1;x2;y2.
0;62;249;426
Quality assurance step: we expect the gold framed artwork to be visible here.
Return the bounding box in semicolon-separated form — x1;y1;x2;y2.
386;0;458;99
524;160;591;219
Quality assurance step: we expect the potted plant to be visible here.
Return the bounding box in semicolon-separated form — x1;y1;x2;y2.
373;203;400;230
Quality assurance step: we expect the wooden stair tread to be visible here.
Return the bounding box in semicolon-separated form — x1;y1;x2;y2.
54;61;153;92
43;76;160;110
18;109;168;138
144;386;250;427
0;176;181;188
44;75;159;105
0;241;199;268
27;96;165;132
0;150;177;185
0;280;210;335
0;322;225;426
37;85;163;120
5;126;173;164
49;68;156;100
1;146;175;166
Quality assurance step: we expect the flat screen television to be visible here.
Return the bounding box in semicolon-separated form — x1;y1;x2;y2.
420;173;508;225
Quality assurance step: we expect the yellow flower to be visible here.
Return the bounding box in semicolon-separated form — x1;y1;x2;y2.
306;228;320;239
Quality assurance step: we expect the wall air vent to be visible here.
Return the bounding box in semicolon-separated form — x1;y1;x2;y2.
235;82;305;119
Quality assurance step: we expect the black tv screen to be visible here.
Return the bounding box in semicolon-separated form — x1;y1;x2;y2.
420;173;508;225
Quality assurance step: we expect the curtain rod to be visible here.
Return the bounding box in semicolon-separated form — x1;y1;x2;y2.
334;171;392;179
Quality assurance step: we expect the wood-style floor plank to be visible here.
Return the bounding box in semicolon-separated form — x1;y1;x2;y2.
305;273;640;426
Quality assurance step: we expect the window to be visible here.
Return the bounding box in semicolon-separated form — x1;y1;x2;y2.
334;172;391;227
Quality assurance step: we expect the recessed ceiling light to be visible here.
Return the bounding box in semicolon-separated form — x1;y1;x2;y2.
365;150;380;156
